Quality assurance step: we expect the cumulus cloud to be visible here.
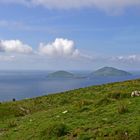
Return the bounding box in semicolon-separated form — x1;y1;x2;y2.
1;0;140;13
38;38;80;58
0;40;33;54
0;38;92;60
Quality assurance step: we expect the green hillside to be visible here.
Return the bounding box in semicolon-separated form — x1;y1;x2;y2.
0;79;140;140
92;67;131;77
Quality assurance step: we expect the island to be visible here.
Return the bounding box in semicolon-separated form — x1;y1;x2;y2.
91;67;132;77
47;70;75;78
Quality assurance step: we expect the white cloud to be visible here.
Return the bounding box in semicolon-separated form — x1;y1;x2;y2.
0;40;33;54
113;55;140;63
0;38;92;60
38;38;80;58
1;0;140;13
31;0;140;10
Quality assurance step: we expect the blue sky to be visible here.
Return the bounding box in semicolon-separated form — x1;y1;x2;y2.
0;0;140;70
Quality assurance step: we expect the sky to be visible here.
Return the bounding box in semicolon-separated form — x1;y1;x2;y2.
0;0;140;70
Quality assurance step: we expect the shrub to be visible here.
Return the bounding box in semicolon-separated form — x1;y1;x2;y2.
114;128;129;140
33;99;43;105
41;123;69;139
71;129;93;140
59;98;70;105
8;120;18;128
137;123;140;139
95;96;110;106
117;101;128;114
108;91;121;99
14;106;30;117
76;99;93;109
79;107;90;112
78;134;93;140
108;91;129;100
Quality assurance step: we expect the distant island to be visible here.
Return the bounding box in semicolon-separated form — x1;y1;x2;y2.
47;70;75;78
47;67;132;79
91;67;132;77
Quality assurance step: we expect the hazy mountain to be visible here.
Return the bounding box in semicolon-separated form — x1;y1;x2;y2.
91;67;132;77
47;71;75;78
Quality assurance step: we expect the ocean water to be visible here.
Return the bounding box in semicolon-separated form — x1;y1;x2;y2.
0;70;140;101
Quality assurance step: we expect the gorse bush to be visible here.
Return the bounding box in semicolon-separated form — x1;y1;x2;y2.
108;90;130;100
77;134;93;140
76;99;93;109
114;128;129;140
117;101;128;114
59;98;70;105
8;120;18;128
14;106;30;117
108;91;121;99
95;95;111;106
137;123;140;139
41;123;69;139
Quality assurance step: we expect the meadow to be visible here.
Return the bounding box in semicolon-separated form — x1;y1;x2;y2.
0;79;140;140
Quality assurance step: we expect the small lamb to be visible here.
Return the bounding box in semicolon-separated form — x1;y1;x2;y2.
131;91;140;97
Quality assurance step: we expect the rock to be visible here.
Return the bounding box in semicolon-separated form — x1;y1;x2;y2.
62;110;68;114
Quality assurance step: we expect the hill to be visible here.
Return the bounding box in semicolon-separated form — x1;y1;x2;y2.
0;79;140;139
91;67;131;77
47;71;75;78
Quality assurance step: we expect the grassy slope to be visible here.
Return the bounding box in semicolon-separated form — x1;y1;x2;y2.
0;79;140;140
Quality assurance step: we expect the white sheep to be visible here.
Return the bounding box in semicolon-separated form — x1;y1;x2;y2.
131;91;140;97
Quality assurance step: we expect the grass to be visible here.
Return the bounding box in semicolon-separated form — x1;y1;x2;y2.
117;101;129;114
0;79;140;139
40;122;69;139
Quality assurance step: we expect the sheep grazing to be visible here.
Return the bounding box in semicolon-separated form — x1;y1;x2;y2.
131;91;140;97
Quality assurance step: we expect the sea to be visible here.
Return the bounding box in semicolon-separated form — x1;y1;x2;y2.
0;70;140;102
